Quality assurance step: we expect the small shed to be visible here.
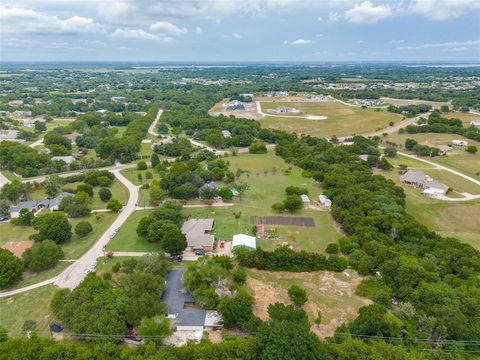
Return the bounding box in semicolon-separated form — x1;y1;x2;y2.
300;194;310;206
232;234;256;251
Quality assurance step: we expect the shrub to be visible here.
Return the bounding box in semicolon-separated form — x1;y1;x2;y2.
75;221;93;237
23;240;64;271
98;187;112;202
326;243;339;254
248;141;267;154
288;285;308;306
232;268;247;284
137;160;148;170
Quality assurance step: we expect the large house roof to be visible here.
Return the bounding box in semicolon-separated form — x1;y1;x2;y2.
400;170;426;184
181;218;215;248
10;192;73;213
162;269;206;327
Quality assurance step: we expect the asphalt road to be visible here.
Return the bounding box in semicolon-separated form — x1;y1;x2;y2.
54;168;139;289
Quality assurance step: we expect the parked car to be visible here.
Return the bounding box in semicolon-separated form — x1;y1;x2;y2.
0;215;11;222
195;249;205;256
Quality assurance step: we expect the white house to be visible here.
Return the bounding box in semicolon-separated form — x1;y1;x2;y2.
232;234;256;251
51;156;76;165
452;140;468;147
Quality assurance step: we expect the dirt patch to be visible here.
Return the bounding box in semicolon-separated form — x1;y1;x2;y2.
246;269;372;338
250;216;315;227
2;241;33;257
206;330;223;344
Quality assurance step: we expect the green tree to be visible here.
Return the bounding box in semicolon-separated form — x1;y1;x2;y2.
0;249;23;289
137;160;148;170
14;208;34;226
0;199;9;217
405;138;417;151
0;179;24;203
249;141;267;154
136;216;156;238
161;226;187;256
107;199;122;212
232;268;247;284
440;105;450;113
466;145;478;154
44;175;64;198
149;181;165;203
288;285;308;307
150;153;160;168
22;240;64;271
326;243;339;254
0;327;7;342
137;316;172;344
76;184;94;197
31;212;72;244
98;187;112;202
383;146;397;158
218;187;233;201
75;221;93;237
219;290;254;329
283;195;303;212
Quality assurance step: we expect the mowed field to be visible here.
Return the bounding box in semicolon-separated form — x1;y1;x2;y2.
0;285;57;337
380;165;480;250
246;269;371;338
380;97;450;110
111;153;341;253
384;132;480;180
259;101;402;137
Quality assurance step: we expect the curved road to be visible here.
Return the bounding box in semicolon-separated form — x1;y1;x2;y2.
54;168;139;289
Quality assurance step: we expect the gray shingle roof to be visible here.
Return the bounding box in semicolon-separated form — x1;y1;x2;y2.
400;170;426;185
162;269;206;327
181;218;215;248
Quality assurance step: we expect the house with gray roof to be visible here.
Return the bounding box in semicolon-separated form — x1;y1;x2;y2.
181;218;215;251
400;170;427;188
9;192;73;218
162;269;207;331
51;156;76;165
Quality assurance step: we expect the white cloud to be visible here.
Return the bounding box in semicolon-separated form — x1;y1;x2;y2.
356;40;364;44
409;0;480;21
328;12;343;22
398;39;480;50
111;28;175;42
149;21;187;35
195;26;203;33
232;33;242;39
285;39;312;45
0;5;104;34
448;47;469;52
315;34;323;38
344;1;393;23
389;39;405;44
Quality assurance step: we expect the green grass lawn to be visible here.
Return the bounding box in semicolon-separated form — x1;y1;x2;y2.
380;169;480;250
108;210;161;252
0;285;57;337
260;101;402;138
120;167;160;186
8;262;70;290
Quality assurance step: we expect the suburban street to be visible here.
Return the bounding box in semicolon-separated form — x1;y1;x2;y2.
54;169;139;289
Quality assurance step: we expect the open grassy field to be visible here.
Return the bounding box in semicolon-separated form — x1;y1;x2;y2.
380;168;480;250
120;167;161;186
246;268;371;338
111;153;341;253
380;97;450;109
445;111;479;125
383;133;480;180
108;210;160;252
0;285;57;337
259;101;401;138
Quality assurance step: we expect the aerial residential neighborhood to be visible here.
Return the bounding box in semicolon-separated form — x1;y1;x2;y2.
0;0;479;359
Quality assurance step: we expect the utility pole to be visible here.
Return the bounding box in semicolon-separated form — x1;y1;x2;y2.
103;245;107;264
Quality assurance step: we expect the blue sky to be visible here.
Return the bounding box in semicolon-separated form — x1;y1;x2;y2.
1;0;479;62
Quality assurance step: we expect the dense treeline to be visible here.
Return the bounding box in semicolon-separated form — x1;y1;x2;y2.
274;135;480;349
406;111;480;142
387;104;432;117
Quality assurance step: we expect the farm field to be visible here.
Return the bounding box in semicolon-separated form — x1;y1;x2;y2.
246;269;371;338
259;101;401;137
0;285;57;337
380;97;450;109
380;168;480;250
445;111;479;125
383;133;480;180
